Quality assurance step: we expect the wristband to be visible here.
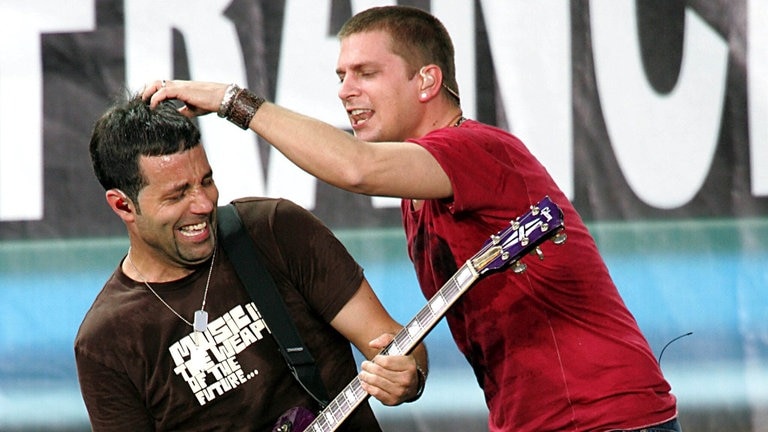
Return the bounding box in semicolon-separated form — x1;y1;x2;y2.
405;364;427;403
226;88;266;130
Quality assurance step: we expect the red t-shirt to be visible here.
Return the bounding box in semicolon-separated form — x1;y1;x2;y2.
401;121;677;431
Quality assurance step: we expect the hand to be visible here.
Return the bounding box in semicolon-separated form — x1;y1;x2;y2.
358;333;425;406
141;79;229;118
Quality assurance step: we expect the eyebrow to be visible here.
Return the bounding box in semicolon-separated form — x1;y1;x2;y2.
162;169;214;195
160;182;188;198
336;61;378;76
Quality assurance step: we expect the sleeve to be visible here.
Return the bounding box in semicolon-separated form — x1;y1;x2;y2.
411;126;530;215
274;199;365;322
235;198;365;323
75;350;154;431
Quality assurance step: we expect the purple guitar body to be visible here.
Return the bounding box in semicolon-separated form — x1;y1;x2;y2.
273;407;316;432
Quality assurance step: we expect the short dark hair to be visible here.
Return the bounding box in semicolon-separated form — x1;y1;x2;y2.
338;5;460;105
89;93;201;204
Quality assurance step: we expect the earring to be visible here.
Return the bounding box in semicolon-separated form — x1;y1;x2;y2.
421;92;428;99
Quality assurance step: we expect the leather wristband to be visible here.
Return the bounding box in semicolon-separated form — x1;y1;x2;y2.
226;88;266;130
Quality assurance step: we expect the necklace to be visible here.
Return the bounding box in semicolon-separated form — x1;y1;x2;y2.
450;114;466;128
126;247;216;337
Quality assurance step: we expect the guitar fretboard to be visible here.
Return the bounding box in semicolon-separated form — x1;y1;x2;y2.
302;263;480;431
386;263;478;356
303;375;367;431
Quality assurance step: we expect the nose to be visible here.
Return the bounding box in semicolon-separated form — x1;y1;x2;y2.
189;186;217;215
338;75;359;102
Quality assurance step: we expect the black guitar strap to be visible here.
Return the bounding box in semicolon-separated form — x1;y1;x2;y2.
217;204;330;409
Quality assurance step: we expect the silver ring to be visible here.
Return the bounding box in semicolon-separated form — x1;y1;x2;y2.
161;79;167;88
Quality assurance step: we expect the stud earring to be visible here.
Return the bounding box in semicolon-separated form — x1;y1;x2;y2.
421;92;428;99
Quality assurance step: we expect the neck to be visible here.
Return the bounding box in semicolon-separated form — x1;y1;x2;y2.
123;248;196;283
419;110;463;134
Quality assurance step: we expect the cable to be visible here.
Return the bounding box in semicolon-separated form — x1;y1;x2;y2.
657;332;693;364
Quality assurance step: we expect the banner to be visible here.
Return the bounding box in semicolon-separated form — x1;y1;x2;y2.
1;2;767;431
1;0;765;240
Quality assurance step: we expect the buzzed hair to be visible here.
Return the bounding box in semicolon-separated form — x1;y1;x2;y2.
339;5;460;104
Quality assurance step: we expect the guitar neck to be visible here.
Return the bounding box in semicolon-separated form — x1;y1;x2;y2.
303;262;480;432
385;261;480;356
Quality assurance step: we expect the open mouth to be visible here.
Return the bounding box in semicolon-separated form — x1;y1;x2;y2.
349;108;373;126
179;221;208;237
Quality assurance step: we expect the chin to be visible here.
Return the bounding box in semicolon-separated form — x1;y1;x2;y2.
182;243;215;265
353;128;385;142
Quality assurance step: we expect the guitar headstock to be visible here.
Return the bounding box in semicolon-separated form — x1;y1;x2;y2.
471;196;566;275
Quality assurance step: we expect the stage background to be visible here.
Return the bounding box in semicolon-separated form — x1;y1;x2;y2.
1;1;766;431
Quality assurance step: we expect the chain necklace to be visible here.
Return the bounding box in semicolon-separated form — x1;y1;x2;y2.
126;246;216;338
449;113;466;128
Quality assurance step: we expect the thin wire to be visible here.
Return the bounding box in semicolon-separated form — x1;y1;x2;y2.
657;331;693;364
126;246;216;328
199;247;215;310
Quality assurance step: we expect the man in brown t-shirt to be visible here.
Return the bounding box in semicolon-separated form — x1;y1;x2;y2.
75;95;428;431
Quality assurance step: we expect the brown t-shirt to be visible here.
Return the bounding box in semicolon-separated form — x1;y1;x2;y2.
75;198;381;431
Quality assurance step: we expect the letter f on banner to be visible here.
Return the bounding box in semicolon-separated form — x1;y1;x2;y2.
0;1;95;221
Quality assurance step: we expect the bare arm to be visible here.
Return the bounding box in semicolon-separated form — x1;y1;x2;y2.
330;278;429;406
142;80;452;200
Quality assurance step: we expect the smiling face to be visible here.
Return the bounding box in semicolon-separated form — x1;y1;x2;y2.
336;30;425;142
128;145;219;277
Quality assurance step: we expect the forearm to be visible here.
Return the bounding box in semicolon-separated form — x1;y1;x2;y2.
249;102;373;193
144;80;450;199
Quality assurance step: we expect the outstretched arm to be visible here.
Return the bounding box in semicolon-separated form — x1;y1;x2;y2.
330;278;429;406
142;80;452;200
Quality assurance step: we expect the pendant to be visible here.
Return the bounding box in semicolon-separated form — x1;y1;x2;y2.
193;310;208;333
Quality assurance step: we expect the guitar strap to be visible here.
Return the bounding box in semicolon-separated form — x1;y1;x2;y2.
217;204;330;409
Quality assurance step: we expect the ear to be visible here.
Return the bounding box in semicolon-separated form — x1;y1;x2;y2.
106;189;135;221
419;67;435;89
417;65;442;101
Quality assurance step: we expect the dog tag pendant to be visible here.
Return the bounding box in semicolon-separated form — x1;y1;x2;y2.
193;310;208;333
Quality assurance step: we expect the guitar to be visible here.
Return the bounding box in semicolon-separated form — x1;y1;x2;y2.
273;196;566;432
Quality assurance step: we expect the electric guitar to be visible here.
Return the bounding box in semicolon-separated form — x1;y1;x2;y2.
273;196;566;432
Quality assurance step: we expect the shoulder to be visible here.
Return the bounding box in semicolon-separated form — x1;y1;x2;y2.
413;120;522;150
227;196;281;218
226;197;329;244
228;197;317;223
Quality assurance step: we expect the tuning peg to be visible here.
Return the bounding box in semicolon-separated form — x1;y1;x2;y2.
510;219;520;230
530;204;540;215
552;231;567;245
533;247;544;260
512;261;527;273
